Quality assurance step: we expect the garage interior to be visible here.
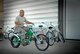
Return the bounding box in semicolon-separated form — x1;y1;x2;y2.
0;0;80;54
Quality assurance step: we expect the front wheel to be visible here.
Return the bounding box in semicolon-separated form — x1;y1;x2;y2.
11;36;21;48
35;34;49;51
46;31;55;46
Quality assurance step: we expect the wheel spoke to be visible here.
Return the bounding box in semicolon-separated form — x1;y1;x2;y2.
46;32;55;46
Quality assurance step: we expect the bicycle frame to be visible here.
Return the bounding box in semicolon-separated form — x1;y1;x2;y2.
42;22;60;37
10;24;49;51
13;25;36;44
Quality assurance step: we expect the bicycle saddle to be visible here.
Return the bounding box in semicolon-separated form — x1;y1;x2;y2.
39;25;43;27
14;32;17;34
0;28;2;29
48;27;53;29
11;27;14;30
14;31;21;34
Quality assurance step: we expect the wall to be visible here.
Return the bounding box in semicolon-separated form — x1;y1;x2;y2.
0;0;4;28
64;0;80;39
3;0;58;30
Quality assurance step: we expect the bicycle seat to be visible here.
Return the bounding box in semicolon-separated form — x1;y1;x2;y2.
39;25;43;27
14;33;17;34
48;27;53;29
0;28;2;29
14;32;20;34
11;27;14;29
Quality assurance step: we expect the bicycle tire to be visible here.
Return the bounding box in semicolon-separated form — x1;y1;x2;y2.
11;36;20;48
46;31;55;46
35;34;49;51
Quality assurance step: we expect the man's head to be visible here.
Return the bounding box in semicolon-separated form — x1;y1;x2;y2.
19;10;24;17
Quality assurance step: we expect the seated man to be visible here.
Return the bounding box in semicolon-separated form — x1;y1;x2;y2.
14;10;33;46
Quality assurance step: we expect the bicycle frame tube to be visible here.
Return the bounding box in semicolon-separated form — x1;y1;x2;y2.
25;28;33;41
26;28;33;36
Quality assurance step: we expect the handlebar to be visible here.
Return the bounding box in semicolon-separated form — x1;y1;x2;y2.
41;22;57;30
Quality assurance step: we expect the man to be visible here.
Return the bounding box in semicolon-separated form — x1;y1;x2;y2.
15;10;33;46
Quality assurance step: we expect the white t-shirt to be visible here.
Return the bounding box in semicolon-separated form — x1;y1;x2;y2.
15;16;28;27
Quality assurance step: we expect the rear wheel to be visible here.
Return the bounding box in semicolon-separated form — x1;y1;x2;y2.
35;34;49;51
11;36;21;48
58;32;65;43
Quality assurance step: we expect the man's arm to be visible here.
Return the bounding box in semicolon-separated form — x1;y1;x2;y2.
24;18;33;24
26;21;33;24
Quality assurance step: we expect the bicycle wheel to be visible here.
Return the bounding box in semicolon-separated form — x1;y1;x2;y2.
35;34;49;51
46;31;55;46
11;36;21;48
58;32;65;43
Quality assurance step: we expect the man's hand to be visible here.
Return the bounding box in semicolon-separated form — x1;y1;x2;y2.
26;21;33;24
20;22;24;24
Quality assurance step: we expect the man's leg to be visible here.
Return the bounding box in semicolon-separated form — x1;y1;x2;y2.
20;28;26;39
20;27;28;46
14;27;26;46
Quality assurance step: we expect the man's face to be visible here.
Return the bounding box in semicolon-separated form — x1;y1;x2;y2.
20;10;24;17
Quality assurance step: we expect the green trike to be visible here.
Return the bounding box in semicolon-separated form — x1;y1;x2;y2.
10;24;49;51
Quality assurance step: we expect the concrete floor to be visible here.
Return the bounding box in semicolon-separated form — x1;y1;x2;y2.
0;39;80;54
